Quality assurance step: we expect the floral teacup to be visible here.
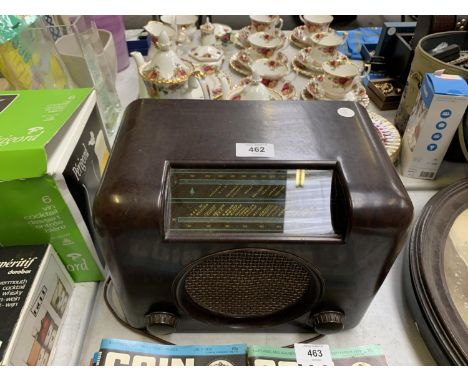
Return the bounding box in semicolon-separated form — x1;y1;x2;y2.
251;58;289;80
321;58;359;97
300;15;333;35
160;15;198;30
247;32;284;58
309;31;347;65
143;21;177;54
249;15;283;33
296;47;321;70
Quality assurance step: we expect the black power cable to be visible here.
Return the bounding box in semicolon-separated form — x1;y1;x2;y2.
103;277;175;345
103;276;324;348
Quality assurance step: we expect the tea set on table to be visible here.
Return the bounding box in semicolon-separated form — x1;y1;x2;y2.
129;15;368;105
285;15;369;107
127;15;399;160
131;18;231;100
290;15;334;49
225;15;301;101
300;56;370;108
232;15;287;50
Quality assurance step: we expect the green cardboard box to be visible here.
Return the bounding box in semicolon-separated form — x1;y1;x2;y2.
0;89;110;282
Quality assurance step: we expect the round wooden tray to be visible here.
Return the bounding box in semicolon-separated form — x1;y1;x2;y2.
404;178;468;365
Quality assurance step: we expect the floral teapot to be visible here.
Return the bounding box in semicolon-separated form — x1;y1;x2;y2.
131;30;229;100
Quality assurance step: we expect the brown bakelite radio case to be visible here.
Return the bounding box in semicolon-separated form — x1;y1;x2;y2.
93;100;413;335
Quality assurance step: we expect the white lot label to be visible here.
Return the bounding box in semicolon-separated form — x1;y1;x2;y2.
337;107;355;118
236;143;275;157
294;344;334;366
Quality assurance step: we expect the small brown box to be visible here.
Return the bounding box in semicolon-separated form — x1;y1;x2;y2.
366;78;404;110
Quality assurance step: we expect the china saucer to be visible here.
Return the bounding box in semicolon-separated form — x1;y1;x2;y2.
301;87;315;100
233;26;252;48
367;112;401;163
290;26;312;49
238;76;298;100
302;74;370;108
205;72;231;100
189;65;231;100
213;23;232;38
233;26;287;49
229;81;283;101
189;45;224;62
186;55;224;73
294;48;347;75
292;57;322;78
290;25;335;49
251;58;289;80
229;54;251;76
230;49;289;76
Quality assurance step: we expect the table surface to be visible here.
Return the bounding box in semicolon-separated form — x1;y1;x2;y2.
51;30;468;366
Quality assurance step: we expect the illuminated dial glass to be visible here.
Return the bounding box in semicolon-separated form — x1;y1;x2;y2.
167;168;335;236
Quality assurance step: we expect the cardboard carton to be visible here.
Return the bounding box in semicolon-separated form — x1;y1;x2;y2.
400;73;468;179
0;89;109;281
0;245;74;365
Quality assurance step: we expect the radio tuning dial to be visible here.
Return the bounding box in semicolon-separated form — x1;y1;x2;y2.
310;310;345;334
145;312;178;335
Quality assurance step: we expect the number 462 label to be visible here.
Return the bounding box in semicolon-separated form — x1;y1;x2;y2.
236;143;275;158
294;344;334;366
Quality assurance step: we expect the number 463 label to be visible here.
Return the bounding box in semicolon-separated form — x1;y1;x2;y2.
236;143;275;158
294;344;334;366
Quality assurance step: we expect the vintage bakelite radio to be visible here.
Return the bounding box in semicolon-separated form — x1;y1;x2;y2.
93;100;413;335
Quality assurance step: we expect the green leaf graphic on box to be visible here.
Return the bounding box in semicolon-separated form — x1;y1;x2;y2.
0;88;92;181
0;176;102;282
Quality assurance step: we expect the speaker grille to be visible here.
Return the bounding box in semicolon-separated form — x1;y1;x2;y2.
180;249;320;324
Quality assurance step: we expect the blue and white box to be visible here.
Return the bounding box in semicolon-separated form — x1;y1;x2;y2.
400;72;468;179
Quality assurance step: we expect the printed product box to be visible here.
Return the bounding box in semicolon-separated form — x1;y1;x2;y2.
0;89;110;282
0;245;74;365
400;73;468;179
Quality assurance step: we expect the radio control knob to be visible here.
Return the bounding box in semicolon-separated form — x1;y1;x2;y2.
145;312;177;335
310;310;345;334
